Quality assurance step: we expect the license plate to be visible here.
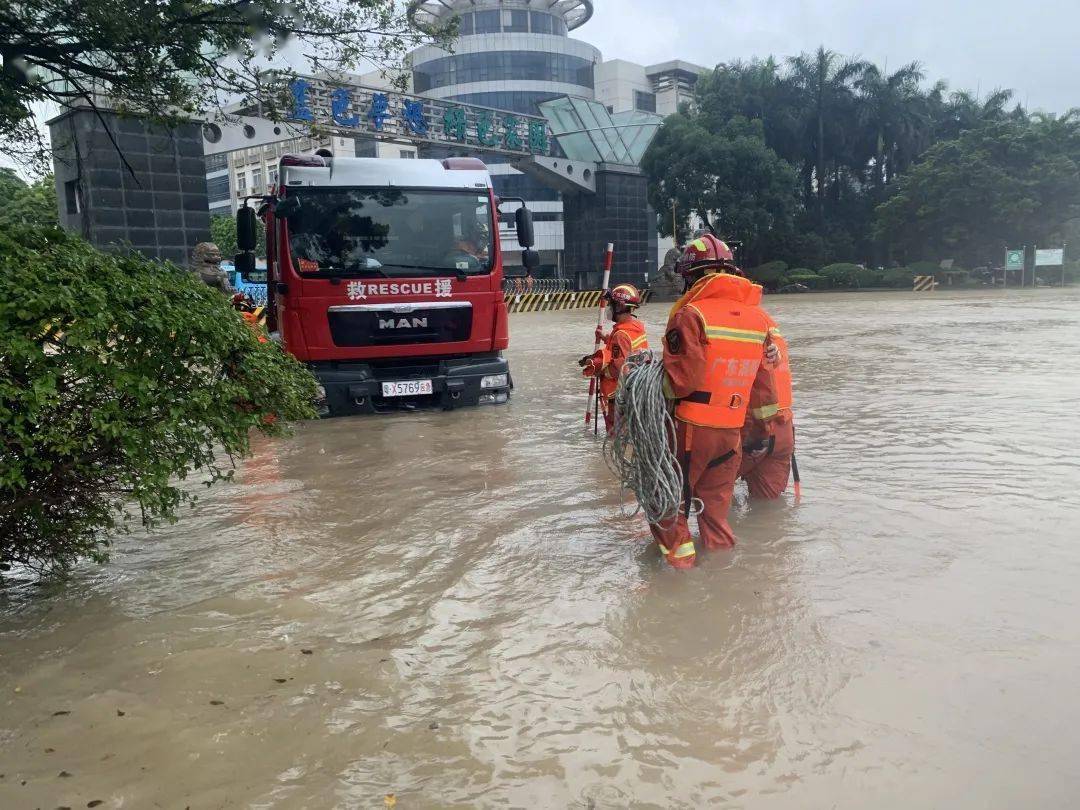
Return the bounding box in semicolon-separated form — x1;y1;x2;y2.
381;379;433;397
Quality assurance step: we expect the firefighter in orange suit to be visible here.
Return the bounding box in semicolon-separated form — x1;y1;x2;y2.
652;235;779;569
579;284;649;434
739;285;796;499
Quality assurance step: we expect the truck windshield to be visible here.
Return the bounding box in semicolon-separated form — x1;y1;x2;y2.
285;187;493;277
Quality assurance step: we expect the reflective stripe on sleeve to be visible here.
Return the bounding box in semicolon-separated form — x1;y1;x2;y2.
703;326;767;344
751;404;780;420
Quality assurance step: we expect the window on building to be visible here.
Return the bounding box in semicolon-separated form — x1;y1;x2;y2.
474;9;500;33
205;153;228;172
412;52;595;94
529;11;554;34
399;149;416;159
251;168;263;191
236;172;246;192
206;175;231;203
64;180;80;215
634;90;657;113
268;169;278;188
506;9;528;32
458;12;474;35
454;90;562;116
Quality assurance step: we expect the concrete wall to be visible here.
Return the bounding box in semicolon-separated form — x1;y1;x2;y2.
49;109;210;266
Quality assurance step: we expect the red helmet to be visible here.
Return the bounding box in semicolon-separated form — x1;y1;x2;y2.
605;283;643;309
676;234;739;277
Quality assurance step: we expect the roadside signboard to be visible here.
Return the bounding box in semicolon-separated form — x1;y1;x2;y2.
1005;249;1024;271
1035;248;1064;266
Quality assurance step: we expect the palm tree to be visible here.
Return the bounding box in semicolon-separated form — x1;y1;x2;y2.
855;61;927;187
784;47;868;224
935;88;1014;139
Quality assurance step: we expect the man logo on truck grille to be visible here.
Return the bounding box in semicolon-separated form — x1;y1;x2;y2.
347;280;453;300
379;317;428;330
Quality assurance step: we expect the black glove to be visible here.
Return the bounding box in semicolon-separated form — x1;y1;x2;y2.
578;355;592;368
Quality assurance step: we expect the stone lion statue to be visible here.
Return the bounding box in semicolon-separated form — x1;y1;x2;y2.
190;242;233;294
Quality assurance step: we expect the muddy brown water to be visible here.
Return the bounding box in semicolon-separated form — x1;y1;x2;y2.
3;289;1080;809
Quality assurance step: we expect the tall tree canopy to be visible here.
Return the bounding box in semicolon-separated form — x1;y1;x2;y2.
0;168;58;228
875;114;1080;264
0;0;449;171
642;115;797;265
644;46;1080;270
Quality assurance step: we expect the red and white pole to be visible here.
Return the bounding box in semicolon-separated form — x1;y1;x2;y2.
585;243;615;430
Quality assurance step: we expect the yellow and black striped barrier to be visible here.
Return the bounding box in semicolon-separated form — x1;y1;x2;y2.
505;289;652;314
913;275;938;292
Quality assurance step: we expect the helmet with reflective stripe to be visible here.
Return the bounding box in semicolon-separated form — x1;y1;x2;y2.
605;283;643;309
676;233;740;277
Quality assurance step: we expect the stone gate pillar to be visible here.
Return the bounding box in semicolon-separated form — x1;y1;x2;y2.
562;166;654;290
48;109;211;265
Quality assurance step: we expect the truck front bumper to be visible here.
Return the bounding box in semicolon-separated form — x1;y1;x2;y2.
309;353;512;416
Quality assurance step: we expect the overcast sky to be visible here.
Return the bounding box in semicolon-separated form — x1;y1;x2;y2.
582;0;1076;113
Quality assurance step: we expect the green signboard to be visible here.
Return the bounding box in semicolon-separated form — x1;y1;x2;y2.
1006;249;1024;271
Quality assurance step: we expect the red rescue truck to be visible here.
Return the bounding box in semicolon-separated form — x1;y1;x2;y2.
234;153;538;416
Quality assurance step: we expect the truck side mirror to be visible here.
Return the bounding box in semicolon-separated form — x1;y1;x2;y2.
237;207;257;252
234;252;256;280
515;206;535;249
522;249;540;270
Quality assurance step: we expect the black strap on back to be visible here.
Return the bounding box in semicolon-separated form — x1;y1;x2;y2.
683;390;712;404
706;449;736;470
682;451;693;518
790;424;800;484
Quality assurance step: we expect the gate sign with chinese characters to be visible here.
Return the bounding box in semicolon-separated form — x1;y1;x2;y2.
289;77;551;158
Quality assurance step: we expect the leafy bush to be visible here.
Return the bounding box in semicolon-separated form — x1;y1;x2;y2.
880;267;918;288
854;267;884;287
1;226;318;576
746;260;788;287
907;260;941;276
786;271;829;290
818;263;864;288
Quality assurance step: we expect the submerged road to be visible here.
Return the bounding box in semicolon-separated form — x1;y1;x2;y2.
3;289;1080;808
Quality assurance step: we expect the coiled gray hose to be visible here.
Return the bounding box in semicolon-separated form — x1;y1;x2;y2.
603;351;702;526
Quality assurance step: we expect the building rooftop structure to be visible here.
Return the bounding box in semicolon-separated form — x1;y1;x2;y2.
407;0;594;33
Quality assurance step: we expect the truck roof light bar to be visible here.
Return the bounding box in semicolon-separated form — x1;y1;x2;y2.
442;157;487;171
281;153;326;167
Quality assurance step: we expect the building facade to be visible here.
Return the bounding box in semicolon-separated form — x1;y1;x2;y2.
204;70;412;219
201;1;707;280
407;0;705;279
408;0;600;273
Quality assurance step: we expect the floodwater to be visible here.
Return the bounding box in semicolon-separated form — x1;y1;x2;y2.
3;289;1080;809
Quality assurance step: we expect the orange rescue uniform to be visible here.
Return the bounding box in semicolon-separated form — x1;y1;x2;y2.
739;289;795;499
651;273;777;568
583;317;649;433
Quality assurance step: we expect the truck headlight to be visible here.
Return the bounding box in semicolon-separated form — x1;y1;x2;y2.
481;373;508;389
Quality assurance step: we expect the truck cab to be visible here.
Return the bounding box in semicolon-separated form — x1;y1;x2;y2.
236;154;537;416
